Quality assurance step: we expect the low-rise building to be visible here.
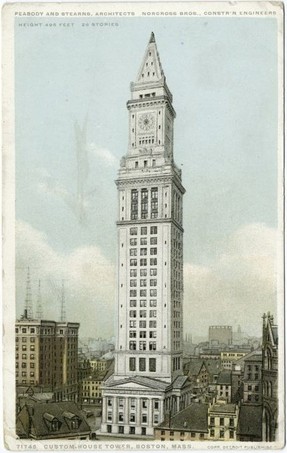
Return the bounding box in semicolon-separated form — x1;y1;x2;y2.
16;401;91;440
154;402;209;441
221;351;248;370
183;359;209;396
242;350;262;404
90;359;111;372
81;371;106;404
208;402;238;441
216;370;232;403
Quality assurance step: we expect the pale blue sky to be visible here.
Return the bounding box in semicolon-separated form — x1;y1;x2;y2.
15;17;278;337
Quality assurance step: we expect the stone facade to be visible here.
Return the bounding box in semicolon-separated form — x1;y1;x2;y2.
100;32;190;438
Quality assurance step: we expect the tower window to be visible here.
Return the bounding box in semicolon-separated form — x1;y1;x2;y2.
139;341;146;350
129;341;136;350
135;161;138;168
139;358;146;371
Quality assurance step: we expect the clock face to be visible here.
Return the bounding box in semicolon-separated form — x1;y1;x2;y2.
138;113;155;131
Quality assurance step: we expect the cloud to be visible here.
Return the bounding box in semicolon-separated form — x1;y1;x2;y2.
89;143;117;167
16;220;115;338
16;220;279;342
183;223;278;339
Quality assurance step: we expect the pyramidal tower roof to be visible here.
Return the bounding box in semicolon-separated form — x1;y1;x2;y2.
135;32;165;84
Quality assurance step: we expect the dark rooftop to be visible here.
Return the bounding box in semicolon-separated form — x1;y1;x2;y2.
237;404;262;438
209;403;237;414
158;403;208;433
184;358;205;376
217;370;232;385
16;401;91;439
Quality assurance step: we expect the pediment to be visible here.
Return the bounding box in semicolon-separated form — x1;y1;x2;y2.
106;376;168;392
115;381;150;390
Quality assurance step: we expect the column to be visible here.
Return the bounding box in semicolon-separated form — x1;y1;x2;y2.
124;396;129;425
176;395;180;413
160;398;165;423
102;396;107;423
136;397;141;426
148;398;153;427
112;397;118;424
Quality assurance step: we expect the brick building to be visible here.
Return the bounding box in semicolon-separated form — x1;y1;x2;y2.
16;314;79;401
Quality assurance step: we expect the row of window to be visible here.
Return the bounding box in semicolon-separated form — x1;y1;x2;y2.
18;345;35;351
16;337;35;342
130;268;157;277
130;299;157;307
129;320;157;328
130;247;157;256
130;279;157;287
129;237;157;246
108;397;159;410
129;341;157;351
129;290;158;297
210;429;234;439
18;371;35;377
130;259;157;267
130;226;157;235
108;412;157;425
16;354;35;360
129;357;156;372
129;309;157;318
160;430;204;439
210;417;234;427
107;425;148;435
16;327;36;334
130;330;156;338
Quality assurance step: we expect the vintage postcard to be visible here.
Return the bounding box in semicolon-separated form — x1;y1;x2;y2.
2;1;284;451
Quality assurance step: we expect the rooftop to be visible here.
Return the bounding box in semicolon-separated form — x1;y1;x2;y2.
16;401;91;439
217;370;232;385
158;403;208;433
237;404;262;438
209;403;237;415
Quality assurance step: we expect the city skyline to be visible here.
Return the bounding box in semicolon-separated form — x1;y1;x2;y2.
15;17;278;339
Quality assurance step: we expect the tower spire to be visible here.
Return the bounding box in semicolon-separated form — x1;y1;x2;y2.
135;32;165;84
60;280;66;322
149;31;155;43
36;280;43;320
24;267;33;319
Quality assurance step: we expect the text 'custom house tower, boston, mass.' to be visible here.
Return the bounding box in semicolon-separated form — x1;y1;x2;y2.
101;33;191;438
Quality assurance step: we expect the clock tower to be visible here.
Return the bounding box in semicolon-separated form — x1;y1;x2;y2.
100;33;190;438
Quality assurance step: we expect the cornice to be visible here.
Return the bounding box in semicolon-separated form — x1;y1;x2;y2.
127;96;176;118
116;218;184;232
115;173;185;194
